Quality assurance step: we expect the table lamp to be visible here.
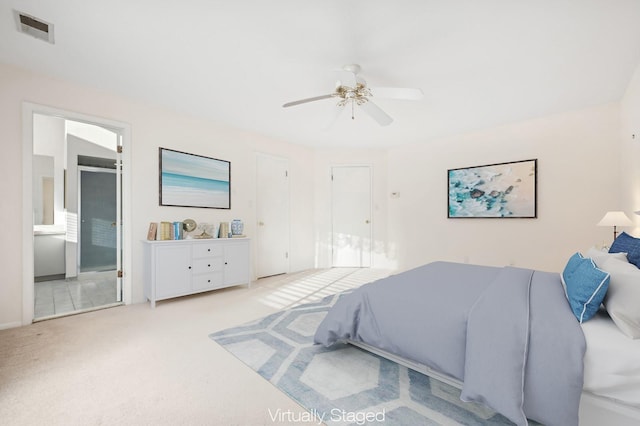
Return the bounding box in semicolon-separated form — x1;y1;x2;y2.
597;211;633;243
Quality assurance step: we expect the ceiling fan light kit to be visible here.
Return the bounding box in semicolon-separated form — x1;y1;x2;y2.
283;64;423;126
335;83;371;107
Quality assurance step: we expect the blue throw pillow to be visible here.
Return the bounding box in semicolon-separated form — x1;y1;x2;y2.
562;253;610;323
609;232;640;268
561;252;584;286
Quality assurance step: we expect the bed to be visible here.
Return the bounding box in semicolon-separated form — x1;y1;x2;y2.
582;311;640;408
314;244;640;426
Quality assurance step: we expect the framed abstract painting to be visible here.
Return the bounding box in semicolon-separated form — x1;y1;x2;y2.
159;148;231;209
448;159;537;218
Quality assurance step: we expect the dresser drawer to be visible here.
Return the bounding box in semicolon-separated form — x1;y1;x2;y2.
192;272;224;291
192;243;223;258
192;257;224;274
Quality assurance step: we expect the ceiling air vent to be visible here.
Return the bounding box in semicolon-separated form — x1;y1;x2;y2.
13;10;54;44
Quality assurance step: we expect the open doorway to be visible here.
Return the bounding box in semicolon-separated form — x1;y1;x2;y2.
25;104;130;323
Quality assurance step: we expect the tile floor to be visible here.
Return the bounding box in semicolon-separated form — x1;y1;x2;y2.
34;271;119;319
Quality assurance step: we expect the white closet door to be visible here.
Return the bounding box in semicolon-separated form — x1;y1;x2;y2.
331;165;372;267
256;154;290;278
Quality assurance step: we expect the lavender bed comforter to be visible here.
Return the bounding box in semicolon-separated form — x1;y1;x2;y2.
314;261;586;426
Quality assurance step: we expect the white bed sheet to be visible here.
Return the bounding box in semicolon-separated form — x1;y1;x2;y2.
582;309;640;407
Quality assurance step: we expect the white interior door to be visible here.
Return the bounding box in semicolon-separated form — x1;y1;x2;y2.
331;166;372;267
256;154;289;278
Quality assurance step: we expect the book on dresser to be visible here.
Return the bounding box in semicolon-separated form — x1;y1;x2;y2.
172;221;183;240
147;222;158;240
159;221;172;240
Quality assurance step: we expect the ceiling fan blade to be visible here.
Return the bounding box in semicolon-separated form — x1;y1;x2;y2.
282;94;333;108
369;87;424;100
359;101;393;126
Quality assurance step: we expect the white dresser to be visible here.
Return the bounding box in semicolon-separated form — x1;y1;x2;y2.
142;238;250;307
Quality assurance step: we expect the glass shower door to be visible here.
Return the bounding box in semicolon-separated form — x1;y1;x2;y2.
78;167;117;273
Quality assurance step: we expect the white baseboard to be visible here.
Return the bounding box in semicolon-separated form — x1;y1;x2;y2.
0;321;22;330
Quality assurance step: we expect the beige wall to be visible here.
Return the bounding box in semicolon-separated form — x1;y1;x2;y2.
386;103;623;272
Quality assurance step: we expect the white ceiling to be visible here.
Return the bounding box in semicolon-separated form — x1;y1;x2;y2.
2;0;640;148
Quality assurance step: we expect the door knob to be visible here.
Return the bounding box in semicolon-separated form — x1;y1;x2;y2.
258;221;265;226
365;220;370;224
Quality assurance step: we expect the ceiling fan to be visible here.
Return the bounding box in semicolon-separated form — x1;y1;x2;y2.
282;64;424;126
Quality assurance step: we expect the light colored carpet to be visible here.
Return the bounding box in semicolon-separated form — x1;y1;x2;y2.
0;268;389;426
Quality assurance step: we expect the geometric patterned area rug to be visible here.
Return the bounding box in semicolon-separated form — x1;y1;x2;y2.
209;293;518;426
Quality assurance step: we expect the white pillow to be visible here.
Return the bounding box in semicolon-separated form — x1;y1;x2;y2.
585;246;628;268
600;257;640;339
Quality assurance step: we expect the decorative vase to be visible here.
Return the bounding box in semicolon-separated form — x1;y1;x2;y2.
231;219;244;236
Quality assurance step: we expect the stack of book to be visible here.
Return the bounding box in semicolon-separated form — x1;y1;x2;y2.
147;221;184;240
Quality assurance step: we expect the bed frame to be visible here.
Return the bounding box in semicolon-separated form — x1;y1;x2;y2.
348;340;640;426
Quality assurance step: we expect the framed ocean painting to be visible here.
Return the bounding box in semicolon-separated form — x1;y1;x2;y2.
159;148;231;209
448;159;537;218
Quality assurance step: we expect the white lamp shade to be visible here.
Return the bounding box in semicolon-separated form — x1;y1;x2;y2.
597;211;633;227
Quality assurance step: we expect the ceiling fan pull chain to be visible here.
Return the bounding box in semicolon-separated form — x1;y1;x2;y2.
351;99;355;120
